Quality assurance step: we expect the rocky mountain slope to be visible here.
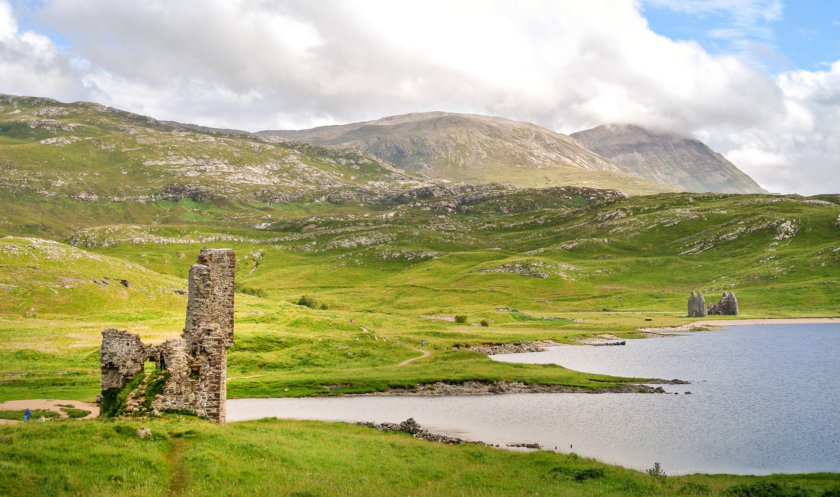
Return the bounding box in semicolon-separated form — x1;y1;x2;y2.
0;94;437;204
259;112;680;195
571;124;766;194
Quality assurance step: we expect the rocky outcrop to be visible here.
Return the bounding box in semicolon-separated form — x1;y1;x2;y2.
687;291;707;317
453;342;551;355
99;248;235;422
358;418;488;446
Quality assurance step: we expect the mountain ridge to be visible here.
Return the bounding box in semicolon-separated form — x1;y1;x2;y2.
258;112;681;195
571;123;766;194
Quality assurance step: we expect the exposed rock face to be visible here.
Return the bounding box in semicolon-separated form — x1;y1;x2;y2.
99;248;235;422
571;124;767;194
687;291;707;317
707;291;739;315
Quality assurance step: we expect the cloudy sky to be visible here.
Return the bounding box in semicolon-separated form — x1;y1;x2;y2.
1;0;839;194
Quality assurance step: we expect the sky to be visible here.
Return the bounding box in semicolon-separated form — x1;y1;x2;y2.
1;0;839;195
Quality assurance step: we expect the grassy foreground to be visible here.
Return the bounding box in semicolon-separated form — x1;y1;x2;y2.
2;417;839;497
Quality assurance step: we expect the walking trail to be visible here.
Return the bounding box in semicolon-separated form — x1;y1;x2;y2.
397;348;431;367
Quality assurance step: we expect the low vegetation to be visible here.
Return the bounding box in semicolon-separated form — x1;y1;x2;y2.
1;417;838;496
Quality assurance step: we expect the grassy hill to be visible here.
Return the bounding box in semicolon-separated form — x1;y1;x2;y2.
0;94;431;204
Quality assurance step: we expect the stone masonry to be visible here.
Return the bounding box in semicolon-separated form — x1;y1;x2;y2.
99;248;235;422
687;291;706;317
707;291;739;316
688;290;738;317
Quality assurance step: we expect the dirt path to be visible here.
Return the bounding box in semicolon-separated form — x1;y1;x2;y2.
228;374;265;380
166;439;190;497
0;399;99;423
397;348;431;367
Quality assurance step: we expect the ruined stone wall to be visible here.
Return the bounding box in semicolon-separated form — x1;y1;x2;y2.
707;291;738;315
687;290;738;316
100;328;152;391
187;249;235;348
99;248;235;422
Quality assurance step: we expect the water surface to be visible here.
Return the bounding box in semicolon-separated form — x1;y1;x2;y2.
228;323;840;474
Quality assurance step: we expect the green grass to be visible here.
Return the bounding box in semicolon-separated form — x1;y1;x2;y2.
1;417;838;496
59;407;91;418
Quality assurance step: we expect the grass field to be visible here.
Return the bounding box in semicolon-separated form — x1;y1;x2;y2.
2;417;839;496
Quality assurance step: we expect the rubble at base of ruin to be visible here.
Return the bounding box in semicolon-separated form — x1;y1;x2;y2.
99;248;235;423
687;290;738;317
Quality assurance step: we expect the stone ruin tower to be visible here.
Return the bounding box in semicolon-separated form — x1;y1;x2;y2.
687;291;706;317
100;248;235;422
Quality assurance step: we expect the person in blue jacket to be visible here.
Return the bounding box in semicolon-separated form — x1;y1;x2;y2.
23;408;31;421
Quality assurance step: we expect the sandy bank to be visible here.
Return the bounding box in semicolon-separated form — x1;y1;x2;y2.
0;399;99;423
640;317;839;333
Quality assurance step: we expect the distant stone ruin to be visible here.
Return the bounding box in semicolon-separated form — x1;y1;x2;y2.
707;291;738;316
687;291;706;317
687;290;738;317
100;248;235;422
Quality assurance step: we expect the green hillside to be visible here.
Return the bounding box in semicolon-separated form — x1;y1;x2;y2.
0;94;429;203
1;95;839;492
1;186;837;402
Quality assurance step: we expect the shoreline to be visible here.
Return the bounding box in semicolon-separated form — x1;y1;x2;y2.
639;316;840;333
347;379;685;397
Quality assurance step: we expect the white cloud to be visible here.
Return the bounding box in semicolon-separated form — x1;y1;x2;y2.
0;0;838;194
710;61;840;194
0;0;88;99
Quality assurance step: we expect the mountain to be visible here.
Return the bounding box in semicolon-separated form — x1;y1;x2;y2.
0;94;437;205
259;112;681;195
570;124;766;194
